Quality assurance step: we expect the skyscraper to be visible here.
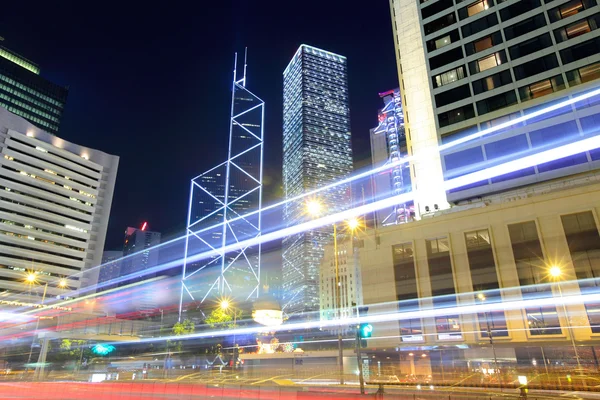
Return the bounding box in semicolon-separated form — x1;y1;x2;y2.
390;0;600;214
282;45;353;317
0;106;118;303
180;51;264;314
120;223;161;283
369;89;412;228
0;43;68;135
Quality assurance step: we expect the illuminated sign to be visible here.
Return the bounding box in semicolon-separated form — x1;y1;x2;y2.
92;344;116;356
252;309;283;326
0;299;72;311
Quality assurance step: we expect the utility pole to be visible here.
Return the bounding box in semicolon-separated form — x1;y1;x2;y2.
333;223;344;385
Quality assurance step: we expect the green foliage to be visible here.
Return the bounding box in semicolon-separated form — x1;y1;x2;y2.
172;319;195;336
169;319;195;355
204;308;233;328
47;339;92;365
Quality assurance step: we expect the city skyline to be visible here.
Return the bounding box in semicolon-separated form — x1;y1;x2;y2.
4;0;600;393
0;2;398;249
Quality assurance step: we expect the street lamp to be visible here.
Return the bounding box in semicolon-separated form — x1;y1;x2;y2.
477;293;501;388
549;265;583;371
23;272;70;380
220;299;240;365
306;199;362;386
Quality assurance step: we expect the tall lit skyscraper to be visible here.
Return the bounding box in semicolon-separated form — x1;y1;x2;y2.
0;43;68;134
180;51;264;315
282;45;353;317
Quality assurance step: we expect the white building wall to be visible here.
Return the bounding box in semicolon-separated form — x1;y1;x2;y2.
0;106;118;301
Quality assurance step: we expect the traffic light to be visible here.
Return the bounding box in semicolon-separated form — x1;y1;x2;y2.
359;323;373;338
359;323;372;348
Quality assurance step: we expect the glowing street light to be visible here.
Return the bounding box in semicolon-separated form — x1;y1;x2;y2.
25;272;37;284
220;299;230;311
58;278;68;289
305;199;323;217
346;217;360;232
304;200;364;386
549;265;562;279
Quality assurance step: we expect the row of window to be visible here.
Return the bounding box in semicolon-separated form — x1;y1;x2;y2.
424;0;596;38
392;210;600;338
0;100;58;132
435;46;599;127
0;73;64;108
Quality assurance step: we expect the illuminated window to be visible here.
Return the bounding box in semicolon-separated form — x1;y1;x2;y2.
468;0;488;16
478;53;501;72
435;35;452;49
561;0;584;18
474;36;493;52
526;307;561;335
567;19;592;38
434;66;466;87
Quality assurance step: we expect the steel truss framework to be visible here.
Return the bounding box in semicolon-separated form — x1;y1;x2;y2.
180;51;264;316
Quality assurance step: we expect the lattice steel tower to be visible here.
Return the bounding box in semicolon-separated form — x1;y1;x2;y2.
179;50;264;316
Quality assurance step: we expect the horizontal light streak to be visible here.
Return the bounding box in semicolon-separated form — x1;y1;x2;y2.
22;86;600;305
102;291;600;347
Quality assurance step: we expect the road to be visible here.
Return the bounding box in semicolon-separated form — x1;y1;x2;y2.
2;380;600;400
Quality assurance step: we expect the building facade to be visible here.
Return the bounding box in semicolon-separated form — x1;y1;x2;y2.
390;0;600;215
120;225;161;283
282;45;354;316
369;89;413;228
0;45;68;134
0;107;118;302
319;236;363;324
359;173;600;378
98;250;123;288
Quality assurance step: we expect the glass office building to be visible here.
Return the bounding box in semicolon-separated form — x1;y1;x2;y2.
282;45;353;317
0;46;68;134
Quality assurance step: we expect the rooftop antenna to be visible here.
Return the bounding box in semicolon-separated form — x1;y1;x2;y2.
233;52;238;90
242;47;248;87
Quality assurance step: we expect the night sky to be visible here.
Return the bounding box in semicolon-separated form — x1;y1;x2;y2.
1;2;398;250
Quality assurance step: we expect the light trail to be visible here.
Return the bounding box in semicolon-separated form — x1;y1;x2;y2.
100;290;600;346
55;85;600;296
31;126;600;308
182;132;600;267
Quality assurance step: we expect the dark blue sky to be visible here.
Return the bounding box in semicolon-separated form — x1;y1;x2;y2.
1;1;398;250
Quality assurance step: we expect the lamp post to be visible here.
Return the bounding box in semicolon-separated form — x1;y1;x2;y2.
24;273;67;379
220;299;240;366
477;293;501;388
306;199;361;386
549;266;583;372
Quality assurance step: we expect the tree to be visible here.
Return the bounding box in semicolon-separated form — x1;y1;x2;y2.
169;319;195;356
204;309;233;328
172;319;195;336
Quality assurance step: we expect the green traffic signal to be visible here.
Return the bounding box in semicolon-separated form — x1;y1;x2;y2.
360;323;373;338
